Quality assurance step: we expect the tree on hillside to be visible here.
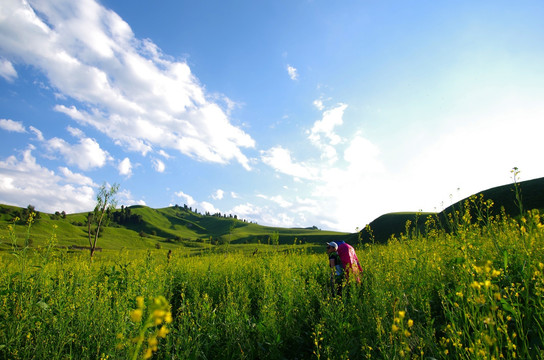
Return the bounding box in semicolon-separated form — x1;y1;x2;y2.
87;182;119;259
22;204;40;222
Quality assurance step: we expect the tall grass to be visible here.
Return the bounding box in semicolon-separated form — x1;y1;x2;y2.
1;197;543;359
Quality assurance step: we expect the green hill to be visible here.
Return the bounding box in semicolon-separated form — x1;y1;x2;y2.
1;177;542;251
0;203;351;252
360;176;544;243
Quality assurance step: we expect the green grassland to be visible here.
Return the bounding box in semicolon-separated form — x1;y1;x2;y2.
1;187;544;359
0;203;353;254
1;177;543;253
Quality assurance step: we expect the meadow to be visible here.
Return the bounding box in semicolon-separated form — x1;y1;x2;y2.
1;196;544;359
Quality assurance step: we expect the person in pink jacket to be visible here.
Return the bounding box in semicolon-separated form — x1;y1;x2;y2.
330;241;362;282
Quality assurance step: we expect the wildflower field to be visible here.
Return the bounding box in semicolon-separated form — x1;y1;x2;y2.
1;199;544;359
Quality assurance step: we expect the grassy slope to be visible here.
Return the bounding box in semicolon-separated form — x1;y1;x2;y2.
0;204;351;252
361;176;544;243
1;176;541;250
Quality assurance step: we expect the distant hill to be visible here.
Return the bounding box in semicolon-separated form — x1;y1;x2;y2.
0;203;352;252
1;177;542;251
359;177;544;244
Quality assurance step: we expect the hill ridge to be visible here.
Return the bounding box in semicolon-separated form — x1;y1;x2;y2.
360;176;544;243
1;177;542;250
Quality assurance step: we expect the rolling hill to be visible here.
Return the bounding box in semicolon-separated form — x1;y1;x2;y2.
0;203;352;252
0;176;542;251
359;176;544;243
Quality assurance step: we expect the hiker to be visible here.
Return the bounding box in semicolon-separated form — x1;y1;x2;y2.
335;241;363;282
326;242;344;296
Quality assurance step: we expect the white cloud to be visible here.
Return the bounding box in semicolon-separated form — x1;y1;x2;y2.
308;103;347;147
399;97;544;213
0;148;96;213
66;126;84;138
158;149;171;159
58;166;96;187
174;190;195;206
173;190;220;214
227;201;294;226
45;136;111;170
231;202;262;220
261;212;295;228
0;0;255;169
313;99;324;111
152;158;165;173
29;126;44;141
200;201;220;214
0;59;17;82
117;188;146;207
212;189;224;200
287;65;298;81
260;86;544;231
344;133;385;174
260;146;318;180
230;191;239;199
118;157;132;176
257;194;292;208
0;118;25;133
259;101;389;231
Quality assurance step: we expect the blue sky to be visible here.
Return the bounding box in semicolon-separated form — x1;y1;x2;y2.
0;0;543;232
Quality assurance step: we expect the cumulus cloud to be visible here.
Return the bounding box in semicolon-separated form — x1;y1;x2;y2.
117;188;146;207
66;126;84;138
152;158;165;173
258;101;388;231
313;99;324;111
0;58;17;82
230;202;267;223
287;65;298;80
231;202;260;217
344;133;385;174
118;157;132;176
174;190;195;206
0;0;255;169
58;166;96;187
45;136;112;171
257;194;292;208
29;126;44;141
0;147;97;213
0;118;26;133
212;189;224;200
158;149;171;159
200;201;220;214
174;189;220;214
308;103;347;146
0;101;112;174
260;146;318;180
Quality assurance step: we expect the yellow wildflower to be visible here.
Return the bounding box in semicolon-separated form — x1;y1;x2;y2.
158;326;169;338
130;309;143;323
143;348;153;359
